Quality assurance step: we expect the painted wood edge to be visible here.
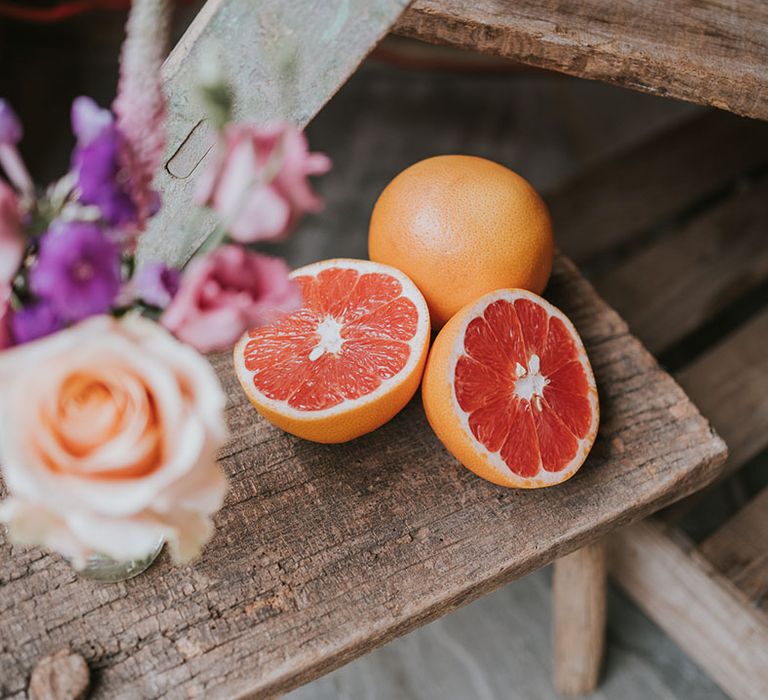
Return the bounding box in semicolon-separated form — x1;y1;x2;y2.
141;0;412;267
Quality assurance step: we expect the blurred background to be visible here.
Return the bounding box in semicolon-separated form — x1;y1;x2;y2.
2;3;765;699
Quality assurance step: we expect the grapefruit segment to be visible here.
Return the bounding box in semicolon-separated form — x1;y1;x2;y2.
234;259;430;443
498;400;540;478
422;289;599;488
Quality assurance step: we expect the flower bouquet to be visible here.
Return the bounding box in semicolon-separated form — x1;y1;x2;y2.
0;0;329;579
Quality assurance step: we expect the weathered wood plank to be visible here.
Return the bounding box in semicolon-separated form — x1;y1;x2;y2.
395;0;768;121
548;111;768;264
608;521;768;700
648;307;768;528
590;175;768;356
0;257;726;699
675;308;768;478
137;0;410;268
699;487;768;609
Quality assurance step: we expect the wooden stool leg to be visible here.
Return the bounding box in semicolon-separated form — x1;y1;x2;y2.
553;542;606;695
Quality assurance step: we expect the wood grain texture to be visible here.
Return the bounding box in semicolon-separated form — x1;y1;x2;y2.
395;0;768;121
676;308;768;477
591;175;768;356
548;111;768;265
137;0;409;268
700;487;768;609
608;522;768;700
0;257;726;699
552;543;606;695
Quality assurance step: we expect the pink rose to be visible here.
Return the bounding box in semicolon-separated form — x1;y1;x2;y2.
162;245;300;353
195;123;331;243
0;282;13;350
0;315;228;567
0;180;23;284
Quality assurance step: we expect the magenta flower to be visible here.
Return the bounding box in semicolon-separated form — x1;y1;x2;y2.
161;245;300;353
0;282;13;350
30;221;121;322
133;262;180;308
71;97;138;228
11;301;63;344
0;180;23;284
195;123;331;243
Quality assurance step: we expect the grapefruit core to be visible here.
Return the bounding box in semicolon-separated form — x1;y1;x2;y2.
234;259;431;443
422;289;599;488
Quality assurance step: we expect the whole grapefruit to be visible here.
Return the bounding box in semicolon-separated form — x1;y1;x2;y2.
369;155;554;327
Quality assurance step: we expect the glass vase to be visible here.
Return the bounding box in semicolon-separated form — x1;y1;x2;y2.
77;538;165;582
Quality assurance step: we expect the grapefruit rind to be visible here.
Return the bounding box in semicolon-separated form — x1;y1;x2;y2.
234;258;431;443
423;289;599;488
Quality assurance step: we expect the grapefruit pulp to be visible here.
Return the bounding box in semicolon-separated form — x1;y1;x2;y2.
422;289;598;488
234;259;430;443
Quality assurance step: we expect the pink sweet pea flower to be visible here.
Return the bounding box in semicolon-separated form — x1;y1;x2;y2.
195;123;331;243
0;180;23;284
0;99;33;197
161;245;300;353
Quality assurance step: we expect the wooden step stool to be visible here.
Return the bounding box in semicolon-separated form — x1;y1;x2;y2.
5;1;760;697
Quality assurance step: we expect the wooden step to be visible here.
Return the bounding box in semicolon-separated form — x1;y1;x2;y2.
0;256;726;699
550;111;768;266
592;175;768;356
700;486;768;609
608;521;768;700
676;309;768;478
395;0;768;121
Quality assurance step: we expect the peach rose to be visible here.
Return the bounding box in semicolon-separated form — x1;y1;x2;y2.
0;314;228;567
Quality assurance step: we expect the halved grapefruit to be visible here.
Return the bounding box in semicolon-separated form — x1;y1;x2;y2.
234;258;430;443
422;289;599;488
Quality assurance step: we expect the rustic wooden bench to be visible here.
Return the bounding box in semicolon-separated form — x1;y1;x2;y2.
0;253;725;698
5;1;759;697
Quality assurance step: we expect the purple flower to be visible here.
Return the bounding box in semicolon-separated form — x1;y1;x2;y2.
0;99;22;144
71;96;112;144
31;221;121;322
133;262;180;308
71;97;137;228
11;301;64;344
